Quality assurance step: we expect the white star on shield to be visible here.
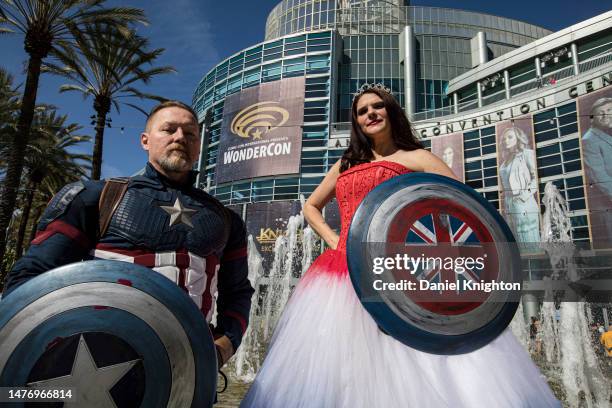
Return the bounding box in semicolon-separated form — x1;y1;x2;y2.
160;197;197;228
28;335;139;407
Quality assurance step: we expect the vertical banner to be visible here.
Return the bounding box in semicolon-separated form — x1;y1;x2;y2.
226;204;242;218
496;117;541;247
577;87;612;249
430;132;465;183
216;77;305;184
245;201;302;270
322;199;341;250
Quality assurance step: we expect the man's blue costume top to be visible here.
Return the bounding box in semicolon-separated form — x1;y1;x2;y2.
4;163;254;351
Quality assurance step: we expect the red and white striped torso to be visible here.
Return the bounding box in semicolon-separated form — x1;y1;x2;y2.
92;244;220;322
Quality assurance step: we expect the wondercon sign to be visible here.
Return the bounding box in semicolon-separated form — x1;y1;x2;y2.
215;77;305;184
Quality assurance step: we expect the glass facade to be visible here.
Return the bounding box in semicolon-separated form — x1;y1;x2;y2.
451;30;612;115
338;34;403;121
532;101;587;242
193;31;335;202
264;1;549;119
265;2;549;46
264;1;552;120
416;100;590;242
193;2;611;244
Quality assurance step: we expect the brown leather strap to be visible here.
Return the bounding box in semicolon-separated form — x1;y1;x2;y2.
98;178;129;239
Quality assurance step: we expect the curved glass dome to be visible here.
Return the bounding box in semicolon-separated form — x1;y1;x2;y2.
265;0;550;49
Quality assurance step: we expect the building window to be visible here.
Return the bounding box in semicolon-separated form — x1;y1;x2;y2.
302;124;328;148
465;156;497;190
577;31;612;62
305;75;330;98
534;102;580;181
262;62;282;82
534;102;578;143
301;150;327;174
283;56;306;77
463;126;496;159
243;68;261;88
306;54;330;74
456;84;478;112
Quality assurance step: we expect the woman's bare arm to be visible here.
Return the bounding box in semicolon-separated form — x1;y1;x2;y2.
303;160;342;250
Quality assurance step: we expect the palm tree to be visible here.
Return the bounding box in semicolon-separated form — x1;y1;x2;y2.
0;68;20;173
48;23;175;180
0;68;20;272
0;108;90;269
12;109;91;258
0;0;146;271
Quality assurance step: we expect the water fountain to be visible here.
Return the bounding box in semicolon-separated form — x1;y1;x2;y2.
226;204;318;383
224;184;611;406
229;236;265;381
537;182;610;407
509;301;530;351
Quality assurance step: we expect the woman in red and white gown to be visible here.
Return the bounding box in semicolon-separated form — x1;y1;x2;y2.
241;86;560;408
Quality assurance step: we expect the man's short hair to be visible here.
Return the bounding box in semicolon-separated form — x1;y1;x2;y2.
145;100;199;131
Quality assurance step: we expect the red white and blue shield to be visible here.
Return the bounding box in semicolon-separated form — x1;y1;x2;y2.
347;173;522;355
0;260;217;407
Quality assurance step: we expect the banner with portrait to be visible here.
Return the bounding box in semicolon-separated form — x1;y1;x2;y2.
577;86;612;249
215;77;305;184
430;132;465;183
495;117;541;249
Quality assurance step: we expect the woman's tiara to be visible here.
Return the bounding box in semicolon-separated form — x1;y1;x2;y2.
352;83;393;102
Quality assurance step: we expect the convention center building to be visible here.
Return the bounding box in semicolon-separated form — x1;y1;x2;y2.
192;1;612;276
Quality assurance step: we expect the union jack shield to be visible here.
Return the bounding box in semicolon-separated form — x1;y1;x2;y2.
0;260;217;407
347;173;522;355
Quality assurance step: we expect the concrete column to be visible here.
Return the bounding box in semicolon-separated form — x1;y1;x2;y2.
453;93;459;114
477;81;483;108
470;31;488;68
399;25;416;120
196;126;208;187
503;70;511;100
535;56;542;78
571;43;580;76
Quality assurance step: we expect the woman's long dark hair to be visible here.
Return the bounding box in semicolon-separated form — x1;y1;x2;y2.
340;88;423;172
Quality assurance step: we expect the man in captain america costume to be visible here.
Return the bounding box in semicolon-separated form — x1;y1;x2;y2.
2;100;254;369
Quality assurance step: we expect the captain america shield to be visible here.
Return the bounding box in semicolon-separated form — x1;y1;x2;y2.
347;173;522;355
0;260;217;407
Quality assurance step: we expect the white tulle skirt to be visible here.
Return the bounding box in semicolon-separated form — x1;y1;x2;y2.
241;250;560;408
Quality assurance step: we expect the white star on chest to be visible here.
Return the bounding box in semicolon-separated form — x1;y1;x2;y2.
160;197;197;228
28;335;139;407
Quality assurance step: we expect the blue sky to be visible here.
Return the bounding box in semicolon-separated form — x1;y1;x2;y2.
1;0;608;178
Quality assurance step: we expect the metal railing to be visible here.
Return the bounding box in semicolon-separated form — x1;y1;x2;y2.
579;51;612;73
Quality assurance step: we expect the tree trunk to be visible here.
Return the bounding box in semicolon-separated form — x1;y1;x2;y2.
0;55;43;284
14;180;37;259
27;204;45;248
91;110;107;180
